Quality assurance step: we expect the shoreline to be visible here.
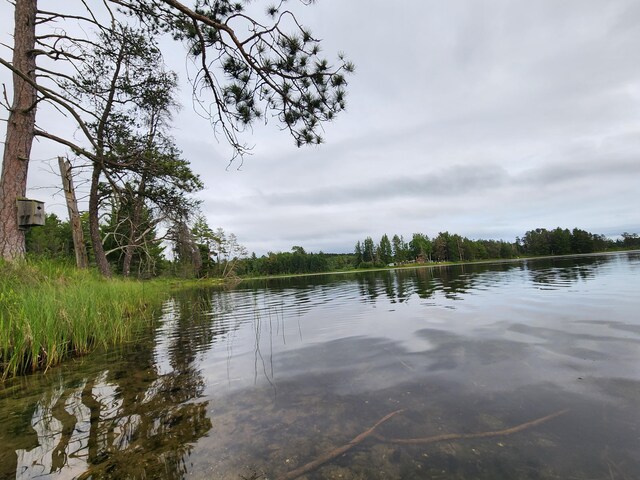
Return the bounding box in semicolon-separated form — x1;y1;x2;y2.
233;249;640;282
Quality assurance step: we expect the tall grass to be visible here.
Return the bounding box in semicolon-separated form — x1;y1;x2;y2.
0;258;167;380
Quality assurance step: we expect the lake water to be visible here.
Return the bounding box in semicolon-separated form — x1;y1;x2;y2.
1;252;639;479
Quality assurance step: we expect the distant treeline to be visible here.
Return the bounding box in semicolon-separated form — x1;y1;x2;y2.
353;228;636;268
234;228;639;276
24;214;639;279
234;247;352;277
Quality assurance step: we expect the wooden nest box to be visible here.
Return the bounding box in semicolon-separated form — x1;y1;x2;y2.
17;198;45;228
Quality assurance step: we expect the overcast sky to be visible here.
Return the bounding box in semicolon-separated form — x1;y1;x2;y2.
2;0;639;255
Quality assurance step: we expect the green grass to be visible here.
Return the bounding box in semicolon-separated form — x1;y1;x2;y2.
0;258;168;380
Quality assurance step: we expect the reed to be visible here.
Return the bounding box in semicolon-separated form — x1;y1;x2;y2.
0;258;167;380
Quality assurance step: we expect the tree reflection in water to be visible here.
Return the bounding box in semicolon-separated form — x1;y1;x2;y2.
525;255;607;287
352;255;614;305
11;295;214;480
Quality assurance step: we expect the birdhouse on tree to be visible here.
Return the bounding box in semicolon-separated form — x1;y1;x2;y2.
16;198;45;228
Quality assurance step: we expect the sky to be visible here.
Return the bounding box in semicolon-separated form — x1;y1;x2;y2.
1;0;640;255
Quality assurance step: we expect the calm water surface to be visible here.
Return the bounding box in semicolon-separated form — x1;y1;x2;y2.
1;252;639;479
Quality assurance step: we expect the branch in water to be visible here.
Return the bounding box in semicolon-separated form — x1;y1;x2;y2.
373;409;569;445
278;409;404;480
279;408;568;480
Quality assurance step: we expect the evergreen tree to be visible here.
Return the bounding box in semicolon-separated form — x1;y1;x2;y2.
409;233;432;262
25;213;73;259
432;232;449;261
354;240;363;267
550;227;572;255
378;234;393;264
362;237;375;264
571;228;594;254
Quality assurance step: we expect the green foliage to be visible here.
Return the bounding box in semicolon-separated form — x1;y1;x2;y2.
103;202;166;278
550;227;572;255
354;241;363;266
620;232;640;249
349;226;620;268
238;249;330;276
168;220;202;278
167;216;248;279
520;227;617;256
26;214;627;282
236;249;358;277
522;228;551;256
392;234;410;263
128;0;354;157
362;237;375;263
571;228;594;254
25;213;74;259
409;233;432;262
190;214;218;274
378;234;393;265
0;0;353;261
61;25;203;277
357;261;375;269
0;258;167;379
432;232;450;261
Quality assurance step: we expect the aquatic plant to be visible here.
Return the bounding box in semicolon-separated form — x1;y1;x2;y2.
0;258;166;379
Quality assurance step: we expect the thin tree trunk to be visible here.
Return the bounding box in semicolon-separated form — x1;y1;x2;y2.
87;43;126;278
122;177;146;277
0;0;37;260
122;233;134;277
58;157;89;268
121;211;139;277
89;163;111;277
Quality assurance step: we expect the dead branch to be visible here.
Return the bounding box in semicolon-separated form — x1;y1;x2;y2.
278;409;404;480
34;128;97;161
373;409;569;445
0;57;98;150
279;409;568;480
1;83;9;109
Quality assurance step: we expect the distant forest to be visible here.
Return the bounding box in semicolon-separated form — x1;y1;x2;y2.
25;214;639;279
236;228;640;277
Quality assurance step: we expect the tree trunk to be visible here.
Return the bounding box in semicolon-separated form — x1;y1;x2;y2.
122;236;134;277
0;0;37;260
89;163;111;277
58;157;89;269
122;178;145;277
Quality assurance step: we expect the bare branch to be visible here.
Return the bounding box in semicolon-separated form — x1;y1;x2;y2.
34;128;97;161
1;83;9;109
0;57;98;150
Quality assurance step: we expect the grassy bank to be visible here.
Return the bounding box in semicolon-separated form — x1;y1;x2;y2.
0;259;169;380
